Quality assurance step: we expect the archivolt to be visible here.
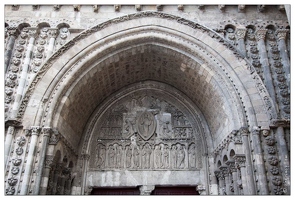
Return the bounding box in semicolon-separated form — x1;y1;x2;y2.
19;11;273;150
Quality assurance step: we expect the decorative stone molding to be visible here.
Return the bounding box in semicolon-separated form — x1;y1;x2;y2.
42;127;52;137
239;127;249;136
233;154;246;168
8;176;18;186
278;5;285;11
32;5;40;10
140;185;155;195
219;166;230;177
11;5;19;11
28;29;38;39
255;29;267;41
214;170;224;180
16;136;26;146
196;185;206;195
48;29;59;39
81;153;90;161
251;126;260;135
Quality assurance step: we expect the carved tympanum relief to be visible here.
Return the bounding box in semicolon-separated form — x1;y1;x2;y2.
89;93;202;170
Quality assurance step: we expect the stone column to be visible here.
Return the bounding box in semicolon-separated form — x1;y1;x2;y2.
4;126;15;166
39;155;54;194
5;28;18;73
233;154;247;194
255;29;277;108
275;29;290;93
11;28;37;118
46;29;58;58
226;160;238;195
251;126;269;194
214;170;225;195
20;126;40;195
39;130;59;195
52;163;62;195
240;127;256;194
81;154;90;195
219;166;232;195
235;28;247;57
275;126;290;194
140;185;155;195
33;127;51;194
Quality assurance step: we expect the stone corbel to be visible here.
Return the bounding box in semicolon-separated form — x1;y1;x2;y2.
196;185;206;195
257;5;266;12
218;5;225;11
140;185;155;195
156;5;163;11
135;5;141;11
178;5;184;11
73;5;81;12
114;5;120;12
93;5;98;12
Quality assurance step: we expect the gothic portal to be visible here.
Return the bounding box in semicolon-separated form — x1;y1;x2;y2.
4;5;290;195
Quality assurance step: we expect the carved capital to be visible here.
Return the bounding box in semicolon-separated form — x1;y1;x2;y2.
219;166;230;177
49;130;59;145
31;126;41;136
7;27;18;37
236;28;247;40
239;127;249;136
226;160;237;172
42;127;52;137
48;29;59;38
214;170;224;180
251;126;261;135
5;119;22;128
275;29;288;41
233;154;246;168
270;119;290;128
28;29;38;38
255;29;267;41
81;153;90;161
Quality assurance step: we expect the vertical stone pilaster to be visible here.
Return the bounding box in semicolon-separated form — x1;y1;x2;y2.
236;28;247;57
226;160;238;195
81;153;90;195
20;126;40;195
240;127;256;194
251;126;269;194
255;29;278;112
219;166;232;195
5;126;15;166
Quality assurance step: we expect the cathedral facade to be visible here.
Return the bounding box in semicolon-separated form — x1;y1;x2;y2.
4;5;290;195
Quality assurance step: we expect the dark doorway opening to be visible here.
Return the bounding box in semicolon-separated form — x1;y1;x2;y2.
90;186;140;195
151;186;199;195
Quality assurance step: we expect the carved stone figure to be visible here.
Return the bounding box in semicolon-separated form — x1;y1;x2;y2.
126;145;133;168
154;145;162;169
162;144;169;168
171;145;177;168
188;143;196;168
142;143;152;169
176;144;185;169
133;147;140;168
108;145;115;168
95;144;105;168
137;111;156;140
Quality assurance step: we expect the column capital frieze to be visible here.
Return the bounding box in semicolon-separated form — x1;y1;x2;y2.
275;29;289;41
214;170;224;180
42;127;52;137
219;165;230;177
251;126;261;135
5;119;22;128
255;29;267;41
48;29;59;38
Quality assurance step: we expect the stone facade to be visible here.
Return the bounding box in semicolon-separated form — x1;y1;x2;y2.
4;5;290;195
